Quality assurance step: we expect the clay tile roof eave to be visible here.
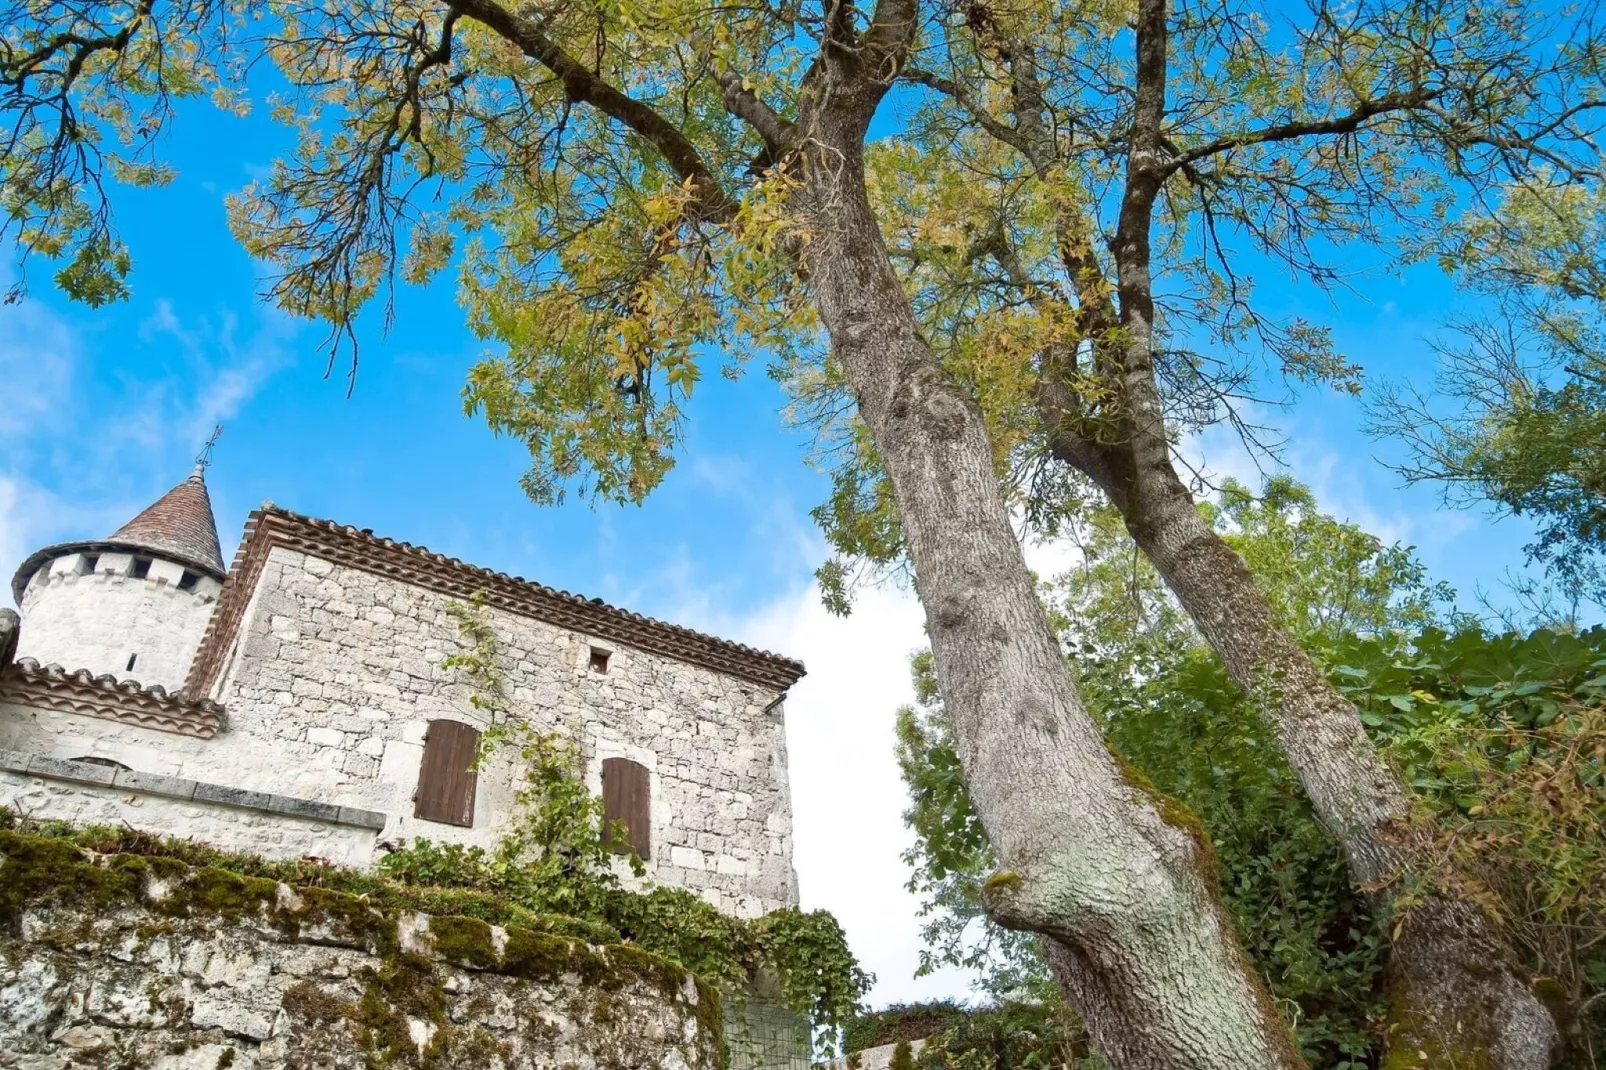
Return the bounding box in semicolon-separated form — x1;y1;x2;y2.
187;505;807;695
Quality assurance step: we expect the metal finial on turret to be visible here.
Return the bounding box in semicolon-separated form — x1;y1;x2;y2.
195;424;223;474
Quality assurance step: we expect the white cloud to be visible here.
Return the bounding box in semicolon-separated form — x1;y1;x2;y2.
1184;408;1433;549
682;517;1083;1010
0;288;75;438
0;476;29;608
732;575;975;1007
0;476;131;612
133;301;297;449
0;286;296;607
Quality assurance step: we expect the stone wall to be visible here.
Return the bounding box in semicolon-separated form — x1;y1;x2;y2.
3;541;799;916
17;552;222;692
0;833;723;1070
221;545;794;915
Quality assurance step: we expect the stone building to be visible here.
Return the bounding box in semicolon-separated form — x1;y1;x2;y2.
0;467;807;920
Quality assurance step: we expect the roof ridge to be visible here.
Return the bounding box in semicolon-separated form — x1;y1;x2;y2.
185;506;806;696
279;506;803;667
10;657;225;712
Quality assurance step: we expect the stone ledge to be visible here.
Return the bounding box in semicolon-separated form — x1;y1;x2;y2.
0;748;386;831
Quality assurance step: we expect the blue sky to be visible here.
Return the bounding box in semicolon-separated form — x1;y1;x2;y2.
0;83;1563;1008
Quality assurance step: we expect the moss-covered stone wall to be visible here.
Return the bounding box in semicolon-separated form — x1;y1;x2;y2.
0;832;723;1069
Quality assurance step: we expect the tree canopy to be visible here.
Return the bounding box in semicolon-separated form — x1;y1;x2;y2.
1369;180;1606;617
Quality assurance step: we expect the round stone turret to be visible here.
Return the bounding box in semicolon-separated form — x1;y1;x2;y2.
9;468;227;692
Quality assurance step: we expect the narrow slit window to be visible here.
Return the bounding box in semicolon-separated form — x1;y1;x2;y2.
126;654;137;672
601;757;650;859
589;648;610;674
413;719;480;827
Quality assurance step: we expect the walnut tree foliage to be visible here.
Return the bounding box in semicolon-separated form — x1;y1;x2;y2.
791;2;1606;606
3;0;1603;518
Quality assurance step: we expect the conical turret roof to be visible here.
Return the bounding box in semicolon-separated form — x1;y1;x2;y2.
11;467;228;602
107;468;226;575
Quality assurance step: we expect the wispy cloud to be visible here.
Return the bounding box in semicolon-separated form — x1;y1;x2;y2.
0;475;134;611
0;287;75;439
0;284;299;604
133;298;298;451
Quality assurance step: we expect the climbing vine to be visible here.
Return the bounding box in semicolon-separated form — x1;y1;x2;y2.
383;590;872;1051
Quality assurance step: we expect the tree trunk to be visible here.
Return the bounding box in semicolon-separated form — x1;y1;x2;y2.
1034;2;1563;1054
1065;430;1559;1069
793;75;1305;1068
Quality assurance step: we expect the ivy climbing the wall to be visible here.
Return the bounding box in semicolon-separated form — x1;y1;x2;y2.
380;590;873;1052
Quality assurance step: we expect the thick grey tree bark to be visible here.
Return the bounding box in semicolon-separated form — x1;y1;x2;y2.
779;9;1305;1067
1057;428;1559;1069
1012;3;1562;1064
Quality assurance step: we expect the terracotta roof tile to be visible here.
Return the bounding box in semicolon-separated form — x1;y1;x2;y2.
108;468;226;576
2;657;227;737
185;506;807;695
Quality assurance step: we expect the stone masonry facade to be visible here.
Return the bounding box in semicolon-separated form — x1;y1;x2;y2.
216;544;800;916
2;533;801;918
2;488;813;1070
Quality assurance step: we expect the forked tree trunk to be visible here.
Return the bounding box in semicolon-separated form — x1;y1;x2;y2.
1032;2;1563;1055
1067;431;1559;1069
794;79;1305;1068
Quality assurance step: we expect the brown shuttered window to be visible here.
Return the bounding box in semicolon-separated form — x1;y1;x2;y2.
601;757;651;859
414;720;480;827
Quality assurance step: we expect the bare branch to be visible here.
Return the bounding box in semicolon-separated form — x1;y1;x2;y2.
1164;88;1440;174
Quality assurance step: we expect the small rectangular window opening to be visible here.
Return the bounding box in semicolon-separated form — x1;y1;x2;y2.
83;554;100;574
589;648;610;674
126;653;138;672
177;570;198;591
131;558;151;580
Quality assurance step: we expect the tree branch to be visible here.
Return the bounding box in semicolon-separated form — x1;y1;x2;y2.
1164;88;1439;174
862;0;919;85
901;67;1040;161
719;71;795;156
443;0;733;219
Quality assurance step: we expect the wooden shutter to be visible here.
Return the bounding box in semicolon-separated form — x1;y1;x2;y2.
601;757;651;859
414;720;480;827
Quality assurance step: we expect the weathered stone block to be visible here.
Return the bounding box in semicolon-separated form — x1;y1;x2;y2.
194;783;274;811
112;768;197;800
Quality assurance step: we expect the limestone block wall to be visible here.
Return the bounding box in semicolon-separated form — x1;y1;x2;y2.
212;545;798;915
17;551;222;691
0;833;723;1070
0;544;800;917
